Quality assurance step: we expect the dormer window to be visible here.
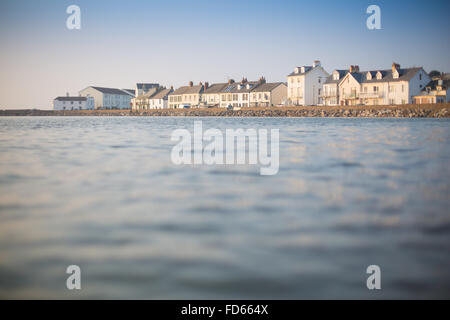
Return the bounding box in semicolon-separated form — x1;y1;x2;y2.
376;71;382;80
366;72;372;80
393;70;399;79
295;67;300;73
333;73;339;81
301;67;305;73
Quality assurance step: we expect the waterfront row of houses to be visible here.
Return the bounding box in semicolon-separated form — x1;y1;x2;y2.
53;61;449;110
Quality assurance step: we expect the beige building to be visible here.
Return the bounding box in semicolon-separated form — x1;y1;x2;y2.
287;60;329;106
413;79;450;104
168;81;204;108
339;63;430;106
200;82;228;107
322;69;347;106
249;82;287;107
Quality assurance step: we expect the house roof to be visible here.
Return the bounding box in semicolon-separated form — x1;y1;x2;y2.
221;81;260;93
346;67;423;84
54;96;87;101
203;83;228;94
287;66;313;77
150;88;173;99
88;86;134;96
170;84;204;95
324;70;348;84
250;82;285;92
423;79;450;91
123;89;135;96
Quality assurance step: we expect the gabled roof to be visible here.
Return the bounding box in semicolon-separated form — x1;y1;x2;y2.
287;66;313;77
324;70;348;84
345;67;424;84
203;83;228;94
423;79;450;91
88;86;134;96
250;82;286;92
150;88;173;99
221;81;260;93
54;96;87;101
123;89;136;96
170;85;204;95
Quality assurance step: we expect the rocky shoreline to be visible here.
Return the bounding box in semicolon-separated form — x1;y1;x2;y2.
1;104;449;118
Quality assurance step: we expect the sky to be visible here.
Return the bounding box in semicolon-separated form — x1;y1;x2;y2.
0;0;449;109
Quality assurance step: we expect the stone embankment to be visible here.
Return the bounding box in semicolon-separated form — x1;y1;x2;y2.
1;104;449;118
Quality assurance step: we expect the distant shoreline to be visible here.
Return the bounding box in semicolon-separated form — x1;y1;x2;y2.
1;104;449;118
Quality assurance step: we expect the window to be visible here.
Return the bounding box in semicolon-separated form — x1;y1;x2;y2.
419;74;422;80
373;86;378;92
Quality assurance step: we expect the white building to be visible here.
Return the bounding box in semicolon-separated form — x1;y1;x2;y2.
148;88;173;109
287;60;329;106
53;94;94;110
79;86;134;109
338;63;430;106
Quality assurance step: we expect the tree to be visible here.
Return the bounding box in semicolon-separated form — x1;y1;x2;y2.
429;70;442;79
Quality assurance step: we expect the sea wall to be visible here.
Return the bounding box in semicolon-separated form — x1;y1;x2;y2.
1;104;449;118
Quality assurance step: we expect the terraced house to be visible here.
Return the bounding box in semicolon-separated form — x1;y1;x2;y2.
219;78;262;108
322;69;348;106
249;82;287;107
168;81;204;108
200;82;228;107
339;63;430;106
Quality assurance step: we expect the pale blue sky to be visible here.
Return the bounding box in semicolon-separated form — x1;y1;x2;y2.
0;0;449;109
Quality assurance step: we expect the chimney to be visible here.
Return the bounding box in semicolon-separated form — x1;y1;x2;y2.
170;86;173;90
189;81;193;87
392;62;400;73
349;65;360;73
228;79;235;85
204;82;209;90
259;76;266;84
313;60;321;68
